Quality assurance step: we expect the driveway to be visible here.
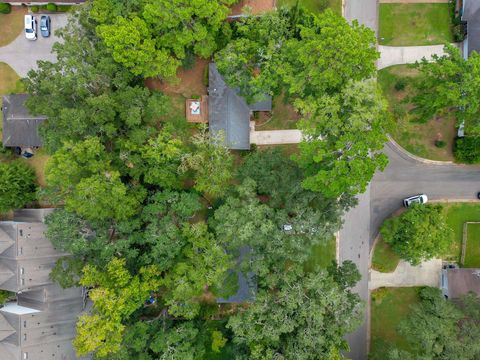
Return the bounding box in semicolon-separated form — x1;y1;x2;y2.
344;0;378;34
0;13;68;77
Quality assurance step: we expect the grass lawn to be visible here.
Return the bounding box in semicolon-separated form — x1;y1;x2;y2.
370;287;421;356
445;203;480;263
465;223;480;267
372;236;401;273
304;237;336;271
379;4;453;46
0;62;24;141
255;95;299;131
378;65;456;161
0;6;27;47
277;0;342;16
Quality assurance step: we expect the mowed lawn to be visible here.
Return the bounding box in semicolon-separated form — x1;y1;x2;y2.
304;237;336;271
379;4;453;46
465;223;480;267
372;236;400;273
378;64;456;161
277;0;342;15
445;203;480;264
370;287;420;356
0;6;27;47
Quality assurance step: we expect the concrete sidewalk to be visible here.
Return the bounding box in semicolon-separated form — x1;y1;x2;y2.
378;44;455;69
370;258;442;290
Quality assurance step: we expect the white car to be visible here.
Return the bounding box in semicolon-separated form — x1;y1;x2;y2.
403;194;428;207
24;15;37;41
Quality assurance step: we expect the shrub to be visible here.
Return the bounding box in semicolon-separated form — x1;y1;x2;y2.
46;3;57;12
435;140;447;148
394;79;407;91
0;161;37;213
30;5;39;13
56;5;72;12
181;51;195;70
0;3;11;14
453;24;465;42
454;136;480;163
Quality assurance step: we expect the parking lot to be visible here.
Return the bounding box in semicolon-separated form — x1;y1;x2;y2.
0;13;68;77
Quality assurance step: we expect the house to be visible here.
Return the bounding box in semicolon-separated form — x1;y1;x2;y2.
2;94;46;148
208;63;272;150
0;209;88;360
441;267;480;299
461;0;480;58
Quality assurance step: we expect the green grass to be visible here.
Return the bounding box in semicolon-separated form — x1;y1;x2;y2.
277;0;342;16
379;4;454;46
304;237;336;271
372;236;401;273
465;223;480;267
256;95;299;131
445;203;480;263
378;65;456;161
370;287;421;355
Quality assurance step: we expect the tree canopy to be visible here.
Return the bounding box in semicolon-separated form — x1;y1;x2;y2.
0;161;37;213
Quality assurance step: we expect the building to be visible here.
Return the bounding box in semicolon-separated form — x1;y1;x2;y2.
441;267;480;299
461;0;480;58
2;94;46;148
0;209;87;360
208;63;272;150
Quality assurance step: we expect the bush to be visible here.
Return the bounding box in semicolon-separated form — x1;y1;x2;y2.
30;5;39;13
394;79;407;91
46;3;57;12
454;136;480;163
435;140;447;148
453;24;465;42
0;3;11;14
56;5;72;12
181;51;195;70
0;161;37;213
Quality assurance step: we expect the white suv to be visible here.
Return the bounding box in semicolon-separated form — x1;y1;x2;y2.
24;15;37;41
403;194;428;207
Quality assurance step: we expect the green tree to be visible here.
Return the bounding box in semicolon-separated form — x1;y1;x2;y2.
294;79;391;198
411;45;480;133
380;204;453;265
0;161;37;213
91;0;236;80
227;264;363;359
49;257;84;288
74;258;162;357
179;128;234;197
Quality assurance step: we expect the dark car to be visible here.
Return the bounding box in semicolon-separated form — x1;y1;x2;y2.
40;15;51;38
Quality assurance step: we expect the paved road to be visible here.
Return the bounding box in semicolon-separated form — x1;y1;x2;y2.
344;0;378;33
0;13;68;77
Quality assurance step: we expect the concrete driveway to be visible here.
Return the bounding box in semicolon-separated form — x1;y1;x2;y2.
378;44;461;69
344;0;378;34
0;13;68;77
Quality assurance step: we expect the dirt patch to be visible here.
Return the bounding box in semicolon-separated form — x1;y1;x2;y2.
145;57;209;98
231;0;275;15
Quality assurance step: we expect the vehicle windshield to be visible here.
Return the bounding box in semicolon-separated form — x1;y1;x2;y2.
25;28;33;33
41;27;47;31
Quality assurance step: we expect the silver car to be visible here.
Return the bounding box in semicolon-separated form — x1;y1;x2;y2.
403;194;428;207
24;15;37;41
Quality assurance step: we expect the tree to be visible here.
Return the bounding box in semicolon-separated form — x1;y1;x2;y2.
74;258;162;357
91;0;236;80
380;204;453;265
161;223;232;319
227;264;363;359
294;79;391;198
179;128;234;197
411;45;480;133
0;161;37;213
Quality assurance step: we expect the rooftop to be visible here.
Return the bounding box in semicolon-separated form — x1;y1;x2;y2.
445;268;480;298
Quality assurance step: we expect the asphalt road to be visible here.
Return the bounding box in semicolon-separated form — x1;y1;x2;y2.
344;0;378;33
0;13;68;77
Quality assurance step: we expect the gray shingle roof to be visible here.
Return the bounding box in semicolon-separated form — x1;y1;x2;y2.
2;94;46;148
445;268;480;299
462;0;480;56
208;63;272;150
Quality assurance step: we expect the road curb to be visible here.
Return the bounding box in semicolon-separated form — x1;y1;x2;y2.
387;135;455;165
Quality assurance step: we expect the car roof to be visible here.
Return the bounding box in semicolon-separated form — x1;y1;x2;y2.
25;15;33;26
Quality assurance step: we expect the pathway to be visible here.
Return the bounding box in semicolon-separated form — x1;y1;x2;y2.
370;259;442;290
250;129;302;145
378;44;460;69
0;13;68;77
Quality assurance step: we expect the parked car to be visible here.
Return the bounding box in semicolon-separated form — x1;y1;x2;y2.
24;15;37;41
40;15;51;38
403;194;428;207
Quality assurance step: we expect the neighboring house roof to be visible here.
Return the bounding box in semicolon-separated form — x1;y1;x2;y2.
442;268;480;299
208;63;272;150
462;0;480;56
2;94;46;148
0;209;87;360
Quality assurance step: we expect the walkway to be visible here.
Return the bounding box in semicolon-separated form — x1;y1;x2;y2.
378;44;459;69
370;259;442;290
0;13;68;77
249;121;303;145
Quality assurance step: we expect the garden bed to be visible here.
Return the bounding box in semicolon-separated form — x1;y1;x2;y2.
379;3;454;46
370;287;421;357
378;65;456;161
